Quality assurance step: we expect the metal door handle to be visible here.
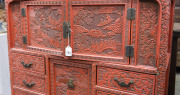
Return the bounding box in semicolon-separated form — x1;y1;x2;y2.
68;79;74;88
114;77;134;87
21;61;33;68
23;80;35;88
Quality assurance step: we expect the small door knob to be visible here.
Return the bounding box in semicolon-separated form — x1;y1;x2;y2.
68;79;74;88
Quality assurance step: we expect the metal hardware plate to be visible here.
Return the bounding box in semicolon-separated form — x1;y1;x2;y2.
127;8;135;20
21;8;26;17
23;35;27;44
63;21;71;39
125;45;134;57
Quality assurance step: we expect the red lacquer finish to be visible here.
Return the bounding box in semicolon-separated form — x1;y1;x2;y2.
5;0;175;95
12;53;45;74
97;66;155;95
13;71;45;93
50;59;92;95
70;0;131;63
13;87;45;95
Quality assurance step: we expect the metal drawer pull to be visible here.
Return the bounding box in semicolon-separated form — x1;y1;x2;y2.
23;80;35;88
68;79;74;88
21;61;33;68
113;77;134;87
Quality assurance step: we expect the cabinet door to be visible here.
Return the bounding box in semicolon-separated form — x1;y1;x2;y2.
21;0;132;64
50;59;92;95
69;0;131;64
21;1;65;55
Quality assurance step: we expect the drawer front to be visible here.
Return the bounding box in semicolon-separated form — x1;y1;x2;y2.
13;87;44;95
13;72;45;93
97;67;155;95
97;90;134;95
12;53;45;74
50;59;92;95
97;91;117;95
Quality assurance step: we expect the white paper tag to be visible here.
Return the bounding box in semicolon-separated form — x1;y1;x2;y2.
65;46;72;56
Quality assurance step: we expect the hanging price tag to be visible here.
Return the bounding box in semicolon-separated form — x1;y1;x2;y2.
65;45;72;56
65;30;72;56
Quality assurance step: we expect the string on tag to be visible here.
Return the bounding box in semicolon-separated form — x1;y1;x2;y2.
68;28;73;46
68;30;70;46
65;28;72;56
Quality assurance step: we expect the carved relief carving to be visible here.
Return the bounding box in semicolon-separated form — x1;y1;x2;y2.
13;72;45;93
11;3;22;48
157;0;171;94
28;5;64;50
50;59;92;95
13;88;42;95
138;1;159;67
12;53;45;74
5;0;174;95
73;5;124;57
97;90;132;95
97;67;155;95
97;91;117;95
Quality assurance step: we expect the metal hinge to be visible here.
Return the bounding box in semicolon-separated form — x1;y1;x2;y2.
125;45;134;57
63;21;71;39
21;8;26;17
23;35;27;44
127;8;136;20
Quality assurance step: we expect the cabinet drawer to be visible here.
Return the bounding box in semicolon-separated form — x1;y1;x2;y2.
13;87;45;95
97;91;117;95
50;59;92;95
13;72;45;93
97;67;155;95
12;53;45;74
97;90;134;95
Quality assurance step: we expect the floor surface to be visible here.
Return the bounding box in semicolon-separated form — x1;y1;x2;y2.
176;73;180;95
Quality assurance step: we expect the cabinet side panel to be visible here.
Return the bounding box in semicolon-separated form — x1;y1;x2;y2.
156;0;171;94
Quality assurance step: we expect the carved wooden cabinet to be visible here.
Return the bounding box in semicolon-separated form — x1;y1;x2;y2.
5;0;175;95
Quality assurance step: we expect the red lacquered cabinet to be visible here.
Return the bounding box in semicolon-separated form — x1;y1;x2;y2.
5;0;175;94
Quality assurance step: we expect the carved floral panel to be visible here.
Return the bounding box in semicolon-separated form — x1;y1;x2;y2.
72;5;126;57
28;5;64;50
97;66;155;95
